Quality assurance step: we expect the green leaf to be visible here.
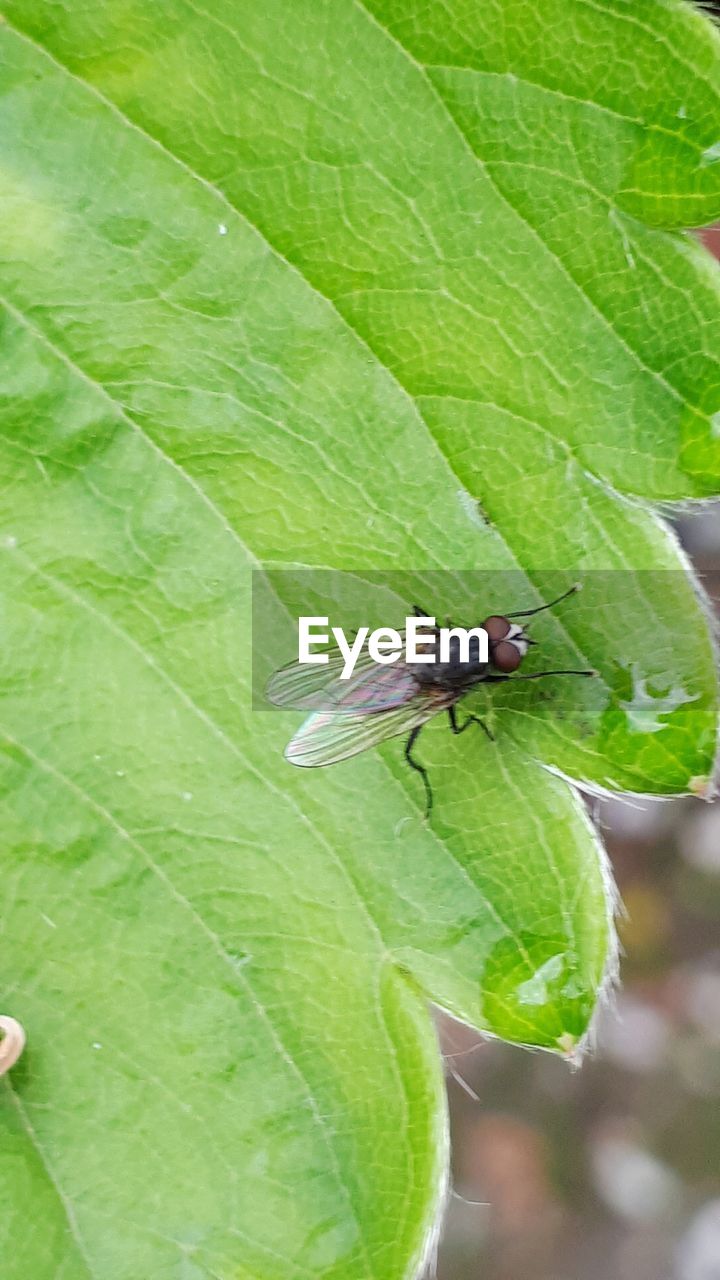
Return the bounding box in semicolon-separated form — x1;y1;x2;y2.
0;1;719;1277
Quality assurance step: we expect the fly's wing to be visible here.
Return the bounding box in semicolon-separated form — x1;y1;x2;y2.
266;640;432;712
266;649;351;709
285;688;455;767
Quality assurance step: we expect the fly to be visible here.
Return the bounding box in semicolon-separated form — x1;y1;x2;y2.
266;584;594;816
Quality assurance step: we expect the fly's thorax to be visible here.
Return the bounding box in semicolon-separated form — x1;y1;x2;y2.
410;630;490;689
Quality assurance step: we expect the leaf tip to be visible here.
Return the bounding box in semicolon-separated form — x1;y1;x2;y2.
556;1031;582;1065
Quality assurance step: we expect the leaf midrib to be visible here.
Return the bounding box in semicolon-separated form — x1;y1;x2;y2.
420;61;701;150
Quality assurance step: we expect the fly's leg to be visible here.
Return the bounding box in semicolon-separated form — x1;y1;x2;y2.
448;704;494;742
404;724;433;819
484;669;595;682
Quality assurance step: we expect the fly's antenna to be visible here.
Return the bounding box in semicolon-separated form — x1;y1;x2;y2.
506;582;581;620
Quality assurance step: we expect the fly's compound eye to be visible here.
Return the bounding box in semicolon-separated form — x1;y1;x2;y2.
492;640;523;673
482;615;511;643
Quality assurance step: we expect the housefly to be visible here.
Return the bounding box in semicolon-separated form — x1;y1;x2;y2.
266;584;594;815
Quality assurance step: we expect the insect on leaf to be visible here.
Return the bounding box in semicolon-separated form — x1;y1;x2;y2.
1;2;720;1278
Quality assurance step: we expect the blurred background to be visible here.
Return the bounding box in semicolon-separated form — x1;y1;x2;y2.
434;229;720;1280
